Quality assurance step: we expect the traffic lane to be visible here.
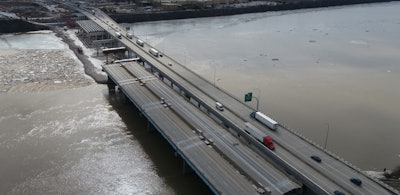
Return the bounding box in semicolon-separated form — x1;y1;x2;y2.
269;125;391;195
125;63;300;194
184;142;257;194
124;82;257;194
273;143;343;193
148;109;255;194
106;64;258;193
244;121;352;194
271;127;354;194
272;125;392;195
207;129;299;194
142;88;257;194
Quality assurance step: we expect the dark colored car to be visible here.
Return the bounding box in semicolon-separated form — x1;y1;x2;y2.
310;155;322;162
334;190;345;195
350;177;362;186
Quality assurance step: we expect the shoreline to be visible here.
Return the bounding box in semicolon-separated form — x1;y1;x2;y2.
51;27;108;84
107;0;398;23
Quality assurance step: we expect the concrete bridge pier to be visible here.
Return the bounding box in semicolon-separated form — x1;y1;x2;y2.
107;76;116;94
126;49;139;58
182;159;194;175
146;120;155;132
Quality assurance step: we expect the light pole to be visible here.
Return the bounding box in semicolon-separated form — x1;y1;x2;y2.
324;123;330;149
253;96;259;111
183;50;186;66
213;67;216;85
254;88;260;111
213;64;220;86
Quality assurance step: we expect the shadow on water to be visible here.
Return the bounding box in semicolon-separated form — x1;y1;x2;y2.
104;88;213;195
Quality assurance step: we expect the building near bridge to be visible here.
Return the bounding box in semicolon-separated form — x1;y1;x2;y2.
76;20;117;48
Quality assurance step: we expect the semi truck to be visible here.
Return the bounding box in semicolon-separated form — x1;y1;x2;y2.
250;111;278;130
244;122;275;150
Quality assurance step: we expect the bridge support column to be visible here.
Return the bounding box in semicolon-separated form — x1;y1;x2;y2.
146;121;154;132
107;77;116;94
182;159;193;175
105;54;109;64
123;93;129;104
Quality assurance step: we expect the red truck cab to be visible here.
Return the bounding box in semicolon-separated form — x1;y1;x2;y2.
263;136;275;150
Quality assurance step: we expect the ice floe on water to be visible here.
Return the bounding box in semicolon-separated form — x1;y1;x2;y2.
0;30;95;92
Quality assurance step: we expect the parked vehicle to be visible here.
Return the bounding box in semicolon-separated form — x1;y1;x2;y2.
149;48;159;57
350;178;362;186
215;102;224;111
244;122;275;150
250;111;278;130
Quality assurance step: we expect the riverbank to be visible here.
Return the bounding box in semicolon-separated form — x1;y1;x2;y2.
107;0;398;23
51;27;108;84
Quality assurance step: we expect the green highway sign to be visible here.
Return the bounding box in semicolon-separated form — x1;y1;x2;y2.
245;92;252;102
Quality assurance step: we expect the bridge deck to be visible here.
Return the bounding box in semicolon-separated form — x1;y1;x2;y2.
103;63;262;194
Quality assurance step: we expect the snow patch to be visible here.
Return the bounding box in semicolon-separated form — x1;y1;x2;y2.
365;171;385;179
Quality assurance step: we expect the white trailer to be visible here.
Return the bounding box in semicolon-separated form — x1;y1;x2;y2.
251;111;278;130
149;48;159;57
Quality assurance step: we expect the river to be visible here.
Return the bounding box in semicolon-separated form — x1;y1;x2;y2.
0;2;399;194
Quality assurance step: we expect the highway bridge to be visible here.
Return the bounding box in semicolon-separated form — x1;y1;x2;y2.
62;2;399;195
